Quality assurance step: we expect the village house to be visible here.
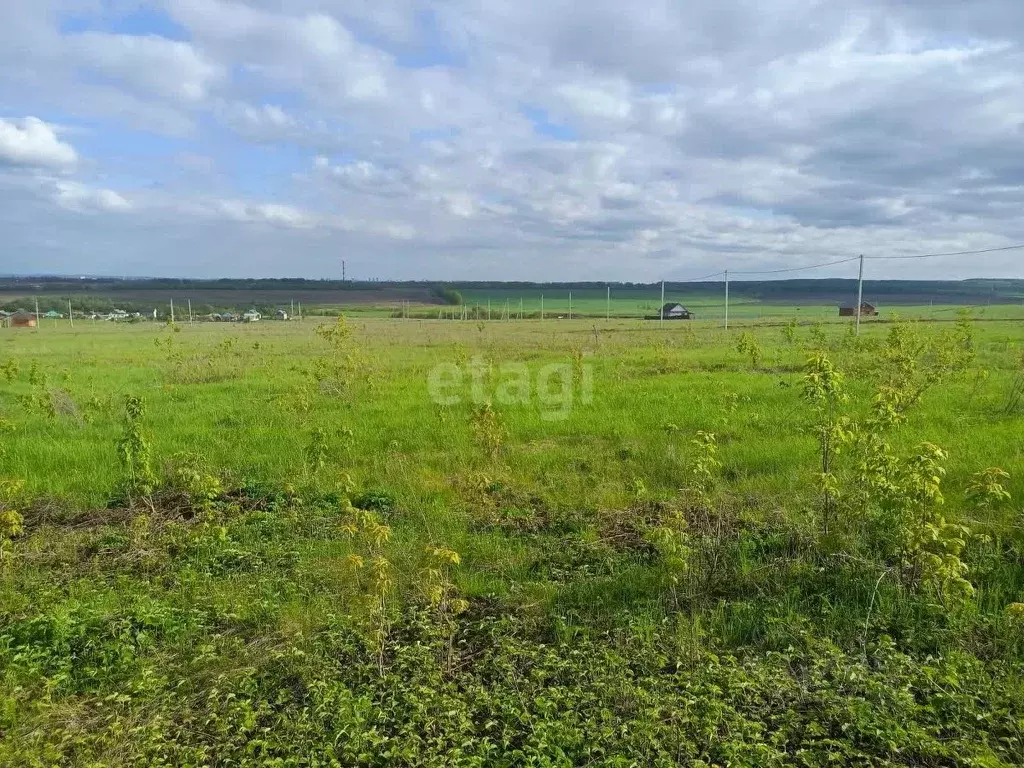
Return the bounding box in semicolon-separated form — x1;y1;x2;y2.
839;302;878;317
646;302;695;320
6;310;37;328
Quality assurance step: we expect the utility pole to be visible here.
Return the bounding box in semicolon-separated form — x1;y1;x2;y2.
188;299;193;325
298;302;302;321
855;254;865;337
519;297;523;320
342;259;346;282
68;299;74;328
170;298;175;324
487;299;491;320
606;285;610;320
724;270;729;330
291;299;295;318
568;291;572;320
35;298;40;327
660;280;665;328
541;295;544;320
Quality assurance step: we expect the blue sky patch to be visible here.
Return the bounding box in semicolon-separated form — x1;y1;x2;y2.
59;7;191;41
520;105;578;141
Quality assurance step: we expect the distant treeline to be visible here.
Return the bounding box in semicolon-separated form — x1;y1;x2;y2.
1;276;1022;306
3;275;1023;292
0;277;394;293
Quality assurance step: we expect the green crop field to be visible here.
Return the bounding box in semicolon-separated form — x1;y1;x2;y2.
1;309;1024;765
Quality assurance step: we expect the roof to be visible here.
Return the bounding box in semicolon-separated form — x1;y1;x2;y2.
840;302;876;309
661;302;689;312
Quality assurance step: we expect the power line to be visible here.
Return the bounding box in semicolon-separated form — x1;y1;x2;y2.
865;243;1024;261
732;256;861;276
671;240;1024;283
673;256;858;284
674;270;727;282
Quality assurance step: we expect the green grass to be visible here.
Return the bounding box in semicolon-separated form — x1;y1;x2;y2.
1;311;1024;765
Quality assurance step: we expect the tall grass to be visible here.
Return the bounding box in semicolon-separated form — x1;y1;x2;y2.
0;311;1023;763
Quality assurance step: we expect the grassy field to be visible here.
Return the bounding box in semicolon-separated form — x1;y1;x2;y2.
1;310;1024;765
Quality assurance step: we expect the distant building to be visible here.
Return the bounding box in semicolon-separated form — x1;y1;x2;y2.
839;302;878;317
7;311;36;328
646;302;694;320
276;309;289;320
242;310;261;322
43;310;63;319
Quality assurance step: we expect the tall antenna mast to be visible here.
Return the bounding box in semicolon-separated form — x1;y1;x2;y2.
342;259;346;282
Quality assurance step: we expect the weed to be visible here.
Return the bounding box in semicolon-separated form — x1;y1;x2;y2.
735;332;764;368
0;478;25;556
687;431;721;511
802;352;851;536
116;395;156;504
783;318;798;345
966;467;1012;509
471;402;504;460
353;488;397;515
901;443;975;604
304;426;329;476
26;360;45;387
341;502;395;675
421;545;468;672
721;391;740;417
0;359;19;383
809;322;827;349
168;452;225;521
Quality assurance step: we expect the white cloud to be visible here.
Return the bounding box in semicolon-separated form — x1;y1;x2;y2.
215;199;315;228
0;117;77;168
66;32;224;103
557;81;633;120
167;0;393;106
51;180;132;213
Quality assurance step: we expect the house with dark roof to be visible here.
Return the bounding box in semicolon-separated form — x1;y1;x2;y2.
839;302;878;317
646;302;694;320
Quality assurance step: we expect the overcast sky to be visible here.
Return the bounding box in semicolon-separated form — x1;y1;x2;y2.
2;1;1024;281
